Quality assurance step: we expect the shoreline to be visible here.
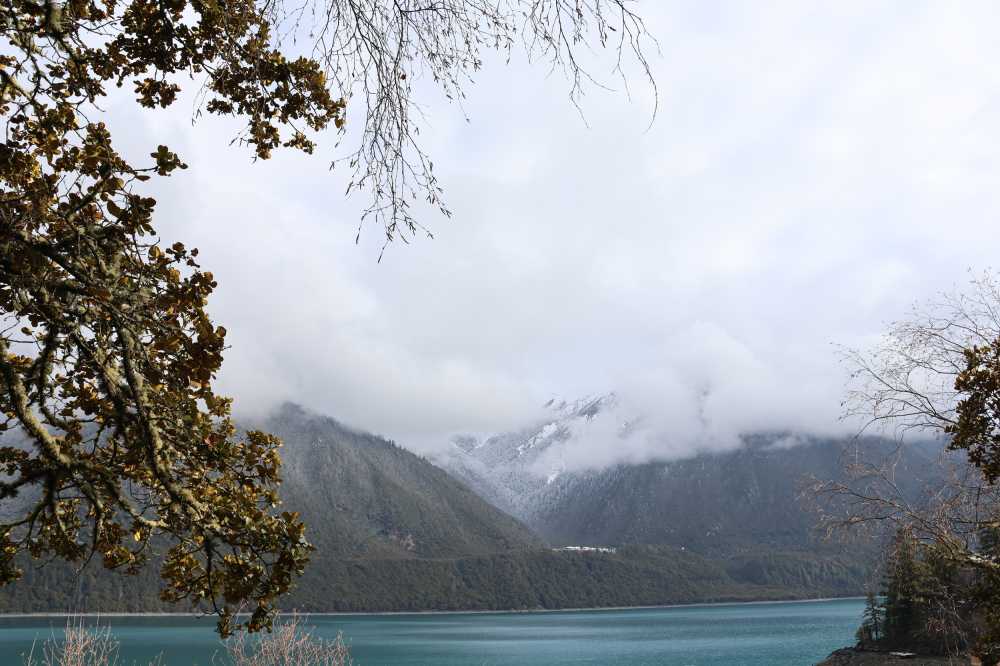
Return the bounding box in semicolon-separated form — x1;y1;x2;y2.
0;595;865;620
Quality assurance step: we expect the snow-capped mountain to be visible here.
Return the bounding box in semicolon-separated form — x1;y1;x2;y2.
435;395;941;556
434;393;621;526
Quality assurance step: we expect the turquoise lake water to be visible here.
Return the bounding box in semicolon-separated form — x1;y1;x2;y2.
0;598;863;665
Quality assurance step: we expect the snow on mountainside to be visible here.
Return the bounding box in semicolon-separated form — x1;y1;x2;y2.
435;394;941;556
433;393;627;526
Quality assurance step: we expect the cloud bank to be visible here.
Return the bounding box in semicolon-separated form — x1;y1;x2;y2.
107;1;1000;465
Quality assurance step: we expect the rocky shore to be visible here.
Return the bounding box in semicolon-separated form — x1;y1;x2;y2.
817;648;968;665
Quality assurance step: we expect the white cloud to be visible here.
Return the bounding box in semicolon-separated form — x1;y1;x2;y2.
108;1;1000;463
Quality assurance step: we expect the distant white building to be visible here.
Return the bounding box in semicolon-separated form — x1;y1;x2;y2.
552;545;617;554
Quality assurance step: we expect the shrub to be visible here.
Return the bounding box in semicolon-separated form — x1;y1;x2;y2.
22;619;163;666
222;614;352;666
21;615;351;666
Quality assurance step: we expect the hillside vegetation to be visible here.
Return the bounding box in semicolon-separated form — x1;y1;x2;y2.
0;544;866;613
438;397;936;561
0;405;869;614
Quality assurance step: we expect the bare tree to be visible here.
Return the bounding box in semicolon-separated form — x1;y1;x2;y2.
825;272;1000;551
812;272;1000;659
844;272;1000;437
261;0;658;247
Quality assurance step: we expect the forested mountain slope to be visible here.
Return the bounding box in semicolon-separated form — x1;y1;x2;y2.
436;395;939;555
527;437;936;553
0;403;875;612
265;403;542;559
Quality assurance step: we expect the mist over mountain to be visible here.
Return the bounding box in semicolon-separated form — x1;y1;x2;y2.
434;390;851;482
435;394;940;554
0;402;876;613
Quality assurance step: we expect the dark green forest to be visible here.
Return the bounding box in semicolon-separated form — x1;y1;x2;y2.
0;404;869;615
0;545;866;614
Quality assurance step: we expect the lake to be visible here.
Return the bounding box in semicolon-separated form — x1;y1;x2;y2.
0;598;863;665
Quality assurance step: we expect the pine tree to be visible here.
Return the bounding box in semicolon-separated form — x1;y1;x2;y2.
859;589;884;645
973;521;1000;664
883;529;922;647
980;523;1000;556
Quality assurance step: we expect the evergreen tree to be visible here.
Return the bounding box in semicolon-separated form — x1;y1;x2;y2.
858;589;883;646
974;519;1000;665
981;523;1000;556
882;529;923;647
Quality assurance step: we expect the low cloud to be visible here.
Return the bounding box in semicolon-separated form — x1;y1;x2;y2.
526;322;852;473
102;2;1000;467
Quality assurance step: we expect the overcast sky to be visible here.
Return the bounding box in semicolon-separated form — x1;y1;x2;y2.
114;1;1000;461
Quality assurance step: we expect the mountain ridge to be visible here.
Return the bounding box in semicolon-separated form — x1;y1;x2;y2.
434;394;938;558
0;402;873;613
